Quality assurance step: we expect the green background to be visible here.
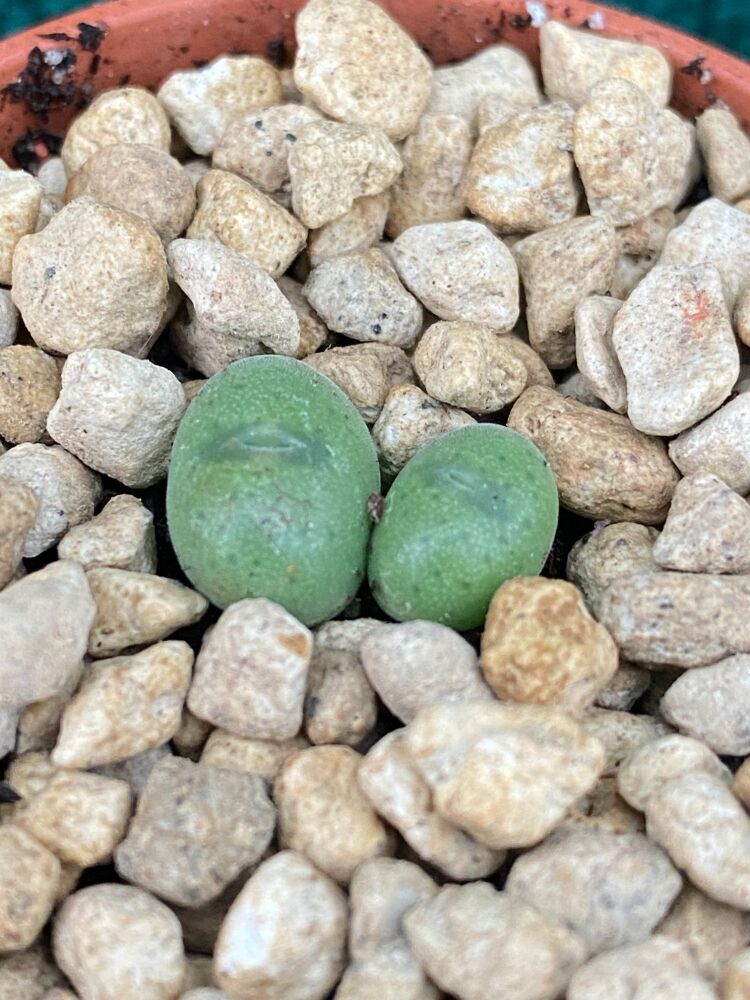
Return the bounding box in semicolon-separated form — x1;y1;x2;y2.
1;0;748;58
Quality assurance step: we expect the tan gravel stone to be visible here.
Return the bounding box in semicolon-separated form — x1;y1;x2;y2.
595;663;651;711
293;0;432;140
513;216;617;368
502;334;555;388
116;756;275;907
0;947;64;998
53;641;193;768
0;346;59;445
579;709;671;776
697;107;750;203
201;731;309;782
391;220;519;330
0;477;38;589
463;103;579;233
0;171;42;284
404;882;587;1000
540;20;672;108
659;655;750;754
158;56;282;156
617;734;731;813
188;598;312;740
171;708;212;761
574;295;625;412
508;387;679;523
277;276;328;358
307;193;390;269
617;206;677;256
567;522;660;616
669;393;750;495
54;884;186;1000
214;850;348;1000
187;170;306;278
58;494;156;574
0;826;60;951
659;885;750;983
11;197;169;356
304;343;413;423
0;289;19;349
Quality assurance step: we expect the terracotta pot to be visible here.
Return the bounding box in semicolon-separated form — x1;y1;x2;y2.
0;0;748;166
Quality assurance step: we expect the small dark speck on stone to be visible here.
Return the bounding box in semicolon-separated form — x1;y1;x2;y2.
265;150;273;156
44;266;56;279
254;119;264;129
285;133;297;143
370;323;382;335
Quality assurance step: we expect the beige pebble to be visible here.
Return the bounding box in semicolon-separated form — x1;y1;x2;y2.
58;494;156;574
158;56;282;156
735;284;750;348
567;936;716;1000
645;770;750;910
660;655;750;755
86;567;207;658
669;393;750;494
392;220;519;330
6;751;57;799
0;947;64;997
293;0;432;140
617;206;677;256
575;295;625;412
54;884;186;1000
361;620;491;724
94;744;173;800
463;103;579;234
307;193;390;269
613;264;738;436
600;571;750;668
167;238;300;372
61;87;171;175
187;169;306;278
386;114;471;238
305;618;379;747
52;641;193;769
304;343;413;423
16;769;131;867
201;731;309;782
404;882;587;1000
513;216;617;368
697;107;750;203
0;476;38;589
289;119;401;230
277;276;328;358
480;577;618;714
358;729;504;880
66;143;195;243
372;383;475;477
0;826;60;952
503;333;555;388
414;321;527;413
0;346;59;445
116;756;275;907
617;734;731;813
425;44;541;127
654;473;750;573
37;155;67;198
0;289;19;348
661;198;750;309
214;850;348;1000
304;248;422;348
405;700;605;850
17;682;76;756
540;20;672;108
509;386;679;523
659;885;750;983
213;103;321;193
567;522;660;617
0;170;42;284
723;949;750;999
172;708;212;761
562;775;645;836
574;79;695;226
579;709;671;777
476;93;528;133
0;561;94;711
12;197;169;356
188;598;312;740
507;826;681;956
595;663;651;711
47;349;186;488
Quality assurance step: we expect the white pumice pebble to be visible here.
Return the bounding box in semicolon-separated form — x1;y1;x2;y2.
574;294;626;412
658;884;750;984
47;348;187;488
214;850;348;1000
669;392;750;494
307;193;391;268
158;56;283;156
616;734;732;813
188;598;313;740
659;655;750;755
304;343;414;423
0;170;43;284
0;825;61;952
277;275;329;358
391;220;519;330
58;494;157;573
696;106;750;203
201;731;310;782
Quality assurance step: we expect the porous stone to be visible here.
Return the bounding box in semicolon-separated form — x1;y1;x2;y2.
513;216;617;368
414;321;527;413
0;290;19;348
94;744;173;800
617;735;731;813
508;387;679;523
0;346;59;445
86;568;208;657
462;103;579;233
502;334;555;388
567;522;660;617
187;170;306;278
659;655;750;755
659;885;750;983
293;0;432;140
158;56;282;155
578;709;671;776
58;494;157;573
480;577;618;714
11;197;169;356
188;598;313;740
116;756;275;907
214;850;348;1000
723;949;750;999
0;477;38;589
0;826;60;952
289;119;401;229
595;663;651;711
574;295;625;412
201;731;310;782
0;561;94;711
0;947;64;998
277;276;328;358
307;194;390;269
303;249;422;348
304;343;413;423
669;393;750;495
52;641;193;768
697;107;750;204
540;20;672;108
54;884;186;1000
404;882;587;1000
612;264;738;436
0;171;43;284
391;220;519;331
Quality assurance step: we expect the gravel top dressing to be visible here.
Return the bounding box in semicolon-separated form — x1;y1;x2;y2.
1;0;750;996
